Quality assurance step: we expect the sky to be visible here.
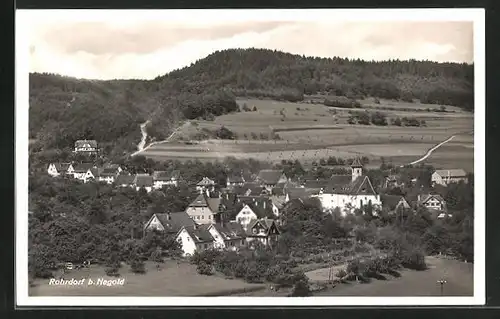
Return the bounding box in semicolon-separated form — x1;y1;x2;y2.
20;9;476;80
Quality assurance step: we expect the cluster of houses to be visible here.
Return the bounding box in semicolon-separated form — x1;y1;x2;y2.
46;139;469;256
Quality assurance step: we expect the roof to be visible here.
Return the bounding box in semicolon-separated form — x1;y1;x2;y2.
239;197;275;219
72;163;95;173
351;157;363;168
323;175;377;196
197;177;215;186
286;187;309;200
434;169;467;178
183;225;214;243
115;174;135;185
212;222;246;240
381;195;406;211
153;170;181;181
270;195;286;208
257;169;284;185
303;179;330;189
90;168;100;177
150;212;196;233
134;174;154;187
75;139;97;148
100;167;119;177
189;194;222;213
271;187;285;196
50;163;72;172
418;194;445;204
246;218;279;236
227;175;245;183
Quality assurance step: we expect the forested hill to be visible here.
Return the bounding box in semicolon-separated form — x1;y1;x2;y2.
29;48;474;157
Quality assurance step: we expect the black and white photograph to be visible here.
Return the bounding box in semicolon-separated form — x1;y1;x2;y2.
15;8;484;306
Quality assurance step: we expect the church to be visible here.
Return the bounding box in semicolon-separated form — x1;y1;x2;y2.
314;158;381;215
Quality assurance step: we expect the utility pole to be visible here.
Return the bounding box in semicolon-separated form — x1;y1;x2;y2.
437;279;447;296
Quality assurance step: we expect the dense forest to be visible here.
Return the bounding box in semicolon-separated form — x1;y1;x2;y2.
29;48;474;155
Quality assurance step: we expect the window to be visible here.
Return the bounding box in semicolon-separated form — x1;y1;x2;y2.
230;242;234;246
252;228;257;234
241;240;245;245
201;215;204;219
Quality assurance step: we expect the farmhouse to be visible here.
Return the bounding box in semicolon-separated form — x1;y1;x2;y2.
315;158;381;215
256;169;288;191
74;139;98;154
47;163;74;177
97;167;121;184
185;193;223;224
226;174;245;187
234;197;276;230
207;221;247;250
153;170;181;189
431;169;468;186
134;174;154;192
417;194;446;212
380;194;411;214
115;174;135;188
196;177;216;193
144;211;196;233
175;225;215;257
245;218;280;247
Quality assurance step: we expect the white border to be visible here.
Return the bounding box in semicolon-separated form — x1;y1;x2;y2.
16;8;485;307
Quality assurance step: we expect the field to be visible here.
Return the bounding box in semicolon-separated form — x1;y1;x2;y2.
29;260;265;296
140;98;474;171
234;256;473;297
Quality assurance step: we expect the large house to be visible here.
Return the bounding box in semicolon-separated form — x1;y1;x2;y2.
47;163;74;177
144;211;196;233
207;222;247;251
245;218;281;247
417;194;446;212
74;139;98;154
431;169;468;186
185;193;222;224
175;225;215;257
315;158;381;215
234;197;277;230
134;174;154;192
256;169;288;191
153;170;181;189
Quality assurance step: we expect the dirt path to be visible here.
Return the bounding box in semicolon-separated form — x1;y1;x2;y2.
404;135;456;166
132;121;189;157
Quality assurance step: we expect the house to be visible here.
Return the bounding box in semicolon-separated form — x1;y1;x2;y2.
256;169;288;191
97;167;121;184
153;170;181;189
196;177;216;193
232;183;269;196
103;163;123;173
207;221;247;251
134;174;154;192
144;211;196;233
284;187;310;202
245;218;281;247
175;225;215;257
115;174;135;188
418;194;446;211
432;169;468;186
74;139;98;154
185;193;223;224
383;175;406;189
226;174;245;187
47;163;74;177
72;163;97;182
315;158;381;215
234;197;276;231
380;194;411;214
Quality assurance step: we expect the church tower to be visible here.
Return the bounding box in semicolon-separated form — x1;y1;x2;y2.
351;157;363;182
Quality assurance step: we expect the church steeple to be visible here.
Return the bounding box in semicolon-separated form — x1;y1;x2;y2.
351;157;363;182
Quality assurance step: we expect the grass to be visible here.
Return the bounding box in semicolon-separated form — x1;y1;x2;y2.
141;98;473;171
29;260;265;296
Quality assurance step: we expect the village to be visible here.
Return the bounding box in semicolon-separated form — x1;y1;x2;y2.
43;139;470;258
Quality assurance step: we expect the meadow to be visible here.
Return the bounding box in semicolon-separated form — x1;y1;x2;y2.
140;98;474;171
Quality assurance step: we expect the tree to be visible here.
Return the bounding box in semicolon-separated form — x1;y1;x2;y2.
371;112;388;126
215;126;235;140
291;280;312;296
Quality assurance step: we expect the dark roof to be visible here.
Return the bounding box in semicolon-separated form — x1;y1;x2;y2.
381;195;405;211
73;163;95;173
418;194;445;204
351;157;363;168
134;174;154;187
322;175;376;196
227;175;245;183
100;167;119;176
90;168;100;177
323;175;352;193
151;212;196;233
75;139;97;148
51;163;72;172
246;218;279;236
197;177;215;186
286;187;309;200
303;179;330;189
212;222;246;240
184;225;214;243
189;194;222;213
115;174;135;185
153;170;181;181
271;187;285;196
434;169;467;178
257;170;284;185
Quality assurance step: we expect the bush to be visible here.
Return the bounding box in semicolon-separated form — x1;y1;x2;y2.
196;261;214;276
371;112;388;126
391;117;402;126
401;249;427;270
150;249;164;263
105;266;120;277
335;269;347;278
291;280;312;296
130;259;146;274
